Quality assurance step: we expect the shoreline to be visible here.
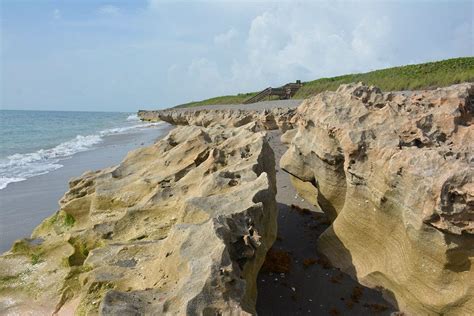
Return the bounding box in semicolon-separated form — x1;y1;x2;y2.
0;124;172;253
1;82;471;314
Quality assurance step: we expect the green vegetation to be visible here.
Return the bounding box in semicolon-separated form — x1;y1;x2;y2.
175;92;258;108
67;238;90;266
32;212;59;236
32;211;76;237
63;213;76;228
76;281;114;316
11;240;31;253
294;57;474;98
0;271;31;289
174;57;474;108
31;253;42;265
0;273;21;285
10;240;43;265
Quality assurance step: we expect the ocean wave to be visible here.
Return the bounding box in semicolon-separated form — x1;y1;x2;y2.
0;177;27;190
0;121;164;190
127;114;140;121
99;122;162;136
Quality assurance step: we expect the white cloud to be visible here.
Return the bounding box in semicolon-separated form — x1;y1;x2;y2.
184;1;398;96
214;28;238;46
187;58;224;91
351;16;392;64
4;0;472;110
97;5;120;16
53;9;61;20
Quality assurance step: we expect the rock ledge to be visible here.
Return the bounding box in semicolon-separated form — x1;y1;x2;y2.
0;123;277;315
281;82;474;315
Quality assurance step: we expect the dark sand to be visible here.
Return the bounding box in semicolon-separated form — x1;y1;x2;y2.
0;124;172;253
256;130;396;315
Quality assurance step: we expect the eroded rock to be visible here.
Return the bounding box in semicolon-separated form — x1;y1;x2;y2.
281;83;474;314
138;107;297;132
0;123;277;315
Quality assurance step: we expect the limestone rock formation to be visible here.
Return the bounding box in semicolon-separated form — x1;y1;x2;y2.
138;108;296;132
281;83;474;315
0;123;277;315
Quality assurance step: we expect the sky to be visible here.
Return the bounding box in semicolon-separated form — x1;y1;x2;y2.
1;0;473;112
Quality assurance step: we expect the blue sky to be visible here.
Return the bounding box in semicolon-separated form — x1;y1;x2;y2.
1;0;472;112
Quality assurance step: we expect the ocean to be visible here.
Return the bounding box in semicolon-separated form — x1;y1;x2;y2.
0;110;161;190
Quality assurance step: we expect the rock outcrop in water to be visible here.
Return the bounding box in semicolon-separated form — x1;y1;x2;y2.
0;123;277;315
138;107;296;132
281;83;474;315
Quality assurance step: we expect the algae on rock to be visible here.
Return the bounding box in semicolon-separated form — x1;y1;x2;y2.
0;122;278;315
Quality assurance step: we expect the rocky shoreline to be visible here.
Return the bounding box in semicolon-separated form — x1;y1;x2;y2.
138;83;473;315
1;83;472;315
138;107;298;132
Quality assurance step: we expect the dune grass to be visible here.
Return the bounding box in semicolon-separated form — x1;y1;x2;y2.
175;57;474;108
294;57;474;98
174;92;258;108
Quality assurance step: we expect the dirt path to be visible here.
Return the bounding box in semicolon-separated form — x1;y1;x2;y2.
256;130;397;315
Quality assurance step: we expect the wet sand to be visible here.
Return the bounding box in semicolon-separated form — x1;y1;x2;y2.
0;124;172;253
256;130;396;315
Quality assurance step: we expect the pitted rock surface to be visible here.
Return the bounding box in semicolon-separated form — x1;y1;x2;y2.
281;82;474;315
0;123;277;315
139;107;297;132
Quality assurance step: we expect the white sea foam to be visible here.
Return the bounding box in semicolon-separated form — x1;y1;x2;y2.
0;177;26;190
0;120;164;190
126;114;140;121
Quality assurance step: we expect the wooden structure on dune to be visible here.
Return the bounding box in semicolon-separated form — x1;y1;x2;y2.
243;80;303;104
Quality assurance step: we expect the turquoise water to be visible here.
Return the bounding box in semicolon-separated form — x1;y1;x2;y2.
0;110;160;189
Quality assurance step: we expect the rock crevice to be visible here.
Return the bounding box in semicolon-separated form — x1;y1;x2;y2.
2;83;473;315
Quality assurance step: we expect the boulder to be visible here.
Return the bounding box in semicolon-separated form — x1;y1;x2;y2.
281;83;474;314
0;123;277;315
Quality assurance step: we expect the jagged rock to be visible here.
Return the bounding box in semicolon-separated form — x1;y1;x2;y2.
281;83;474;315
0;123;277;315
138;108;297;132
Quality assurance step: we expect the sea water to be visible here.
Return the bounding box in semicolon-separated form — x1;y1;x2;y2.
0;110;161;190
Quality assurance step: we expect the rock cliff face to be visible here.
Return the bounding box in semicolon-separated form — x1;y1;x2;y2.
281;83;474;314
138;108;296;132
0;123;277;315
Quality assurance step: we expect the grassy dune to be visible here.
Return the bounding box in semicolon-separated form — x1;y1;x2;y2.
294;57;474;98
175;57;474;108
174;93;258;108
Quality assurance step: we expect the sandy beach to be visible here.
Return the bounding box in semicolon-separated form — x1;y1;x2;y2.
0;124;172;253
256;130;395;315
